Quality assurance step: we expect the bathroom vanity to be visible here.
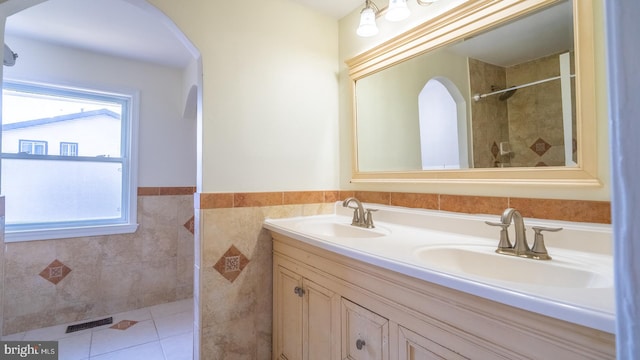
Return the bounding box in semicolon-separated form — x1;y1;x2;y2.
265;203;615;360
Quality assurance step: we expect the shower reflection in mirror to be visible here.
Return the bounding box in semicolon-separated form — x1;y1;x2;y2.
468;51;576;168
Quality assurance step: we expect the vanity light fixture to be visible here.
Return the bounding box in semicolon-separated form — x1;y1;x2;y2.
386;0;411;22
357;0;439;37
357;0;380;37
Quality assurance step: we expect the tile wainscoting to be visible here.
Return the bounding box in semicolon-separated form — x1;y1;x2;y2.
1;188;608;349
196;190;611;224
2;189;195;336
193;190;610;359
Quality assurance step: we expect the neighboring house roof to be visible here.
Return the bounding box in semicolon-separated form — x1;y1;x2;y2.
2;108;119;131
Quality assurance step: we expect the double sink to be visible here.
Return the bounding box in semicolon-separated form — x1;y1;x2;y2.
263;202;614;333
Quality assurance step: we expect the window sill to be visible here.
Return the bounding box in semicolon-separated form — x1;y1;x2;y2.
4;223;139;242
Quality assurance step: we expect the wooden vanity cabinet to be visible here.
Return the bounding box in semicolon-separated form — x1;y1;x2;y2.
272;233;616;360
273;264;340;360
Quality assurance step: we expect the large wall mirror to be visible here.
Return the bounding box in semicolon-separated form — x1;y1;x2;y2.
347;0;598;185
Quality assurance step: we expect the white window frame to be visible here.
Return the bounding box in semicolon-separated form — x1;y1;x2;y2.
19;139;48;155
1;81;139;242
60;142;78;156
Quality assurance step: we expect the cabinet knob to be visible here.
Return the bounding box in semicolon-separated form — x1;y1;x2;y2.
293;286;305;297
356;339;366;350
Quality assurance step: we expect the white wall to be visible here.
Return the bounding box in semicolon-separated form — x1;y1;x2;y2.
2;35;196;187
148;0;341;193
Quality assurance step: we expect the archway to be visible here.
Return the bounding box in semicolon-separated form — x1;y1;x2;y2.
418;76;469;169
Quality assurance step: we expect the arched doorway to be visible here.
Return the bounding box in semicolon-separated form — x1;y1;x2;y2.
0;0;201;341
418;76;469;170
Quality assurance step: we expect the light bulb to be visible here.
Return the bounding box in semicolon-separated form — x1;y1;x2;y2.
357;7;379;37
386;0;410;22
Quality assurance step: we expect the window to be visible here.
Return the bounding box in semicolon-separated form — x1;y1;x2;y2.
1;81;139;241
19;139;48;155
60;142;78;156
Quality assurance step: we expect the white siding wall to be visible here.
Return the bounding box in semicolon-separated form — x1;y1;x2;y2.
3;115;120;156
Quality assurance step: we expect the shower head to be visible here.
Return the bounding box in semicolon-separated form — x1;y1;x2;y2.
3;43;18;67
474;85;518;102
499;88;517;101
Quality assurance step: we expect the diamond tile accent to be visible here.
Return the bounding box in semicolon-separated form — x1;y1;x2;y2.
110;320;138;330
535;162;548;167
490;142;499;158
213;245;250;283
530;138;551;156
183;216;195;234
39;259;72;285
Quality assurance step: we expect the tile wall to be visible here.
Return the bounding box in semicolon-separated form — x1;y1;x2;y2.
194;190;611;359
194;191;338;359
469;58;509;168
506;51;577;167
469;52;577;168
1;188;195;335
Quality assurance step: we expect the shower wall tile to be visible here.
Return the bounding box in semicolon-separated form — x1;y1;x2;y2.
5;240;57;277
469;52;574;168
2;191;195;335
506;52;573;167
468;58;509;168
38;259;72;285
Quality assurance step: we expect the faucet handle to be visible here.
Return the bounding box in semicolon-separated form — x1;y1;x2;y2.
531;226;563;259
364;208;377;228
485;221;512;249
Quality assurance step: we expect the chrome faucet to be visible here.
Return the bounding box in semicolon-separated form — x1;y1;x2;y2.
486;208;562;260
342;197;376;229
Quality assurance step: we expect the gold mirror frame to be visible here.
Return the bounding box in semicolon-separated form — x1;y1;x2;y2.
347;0;598;186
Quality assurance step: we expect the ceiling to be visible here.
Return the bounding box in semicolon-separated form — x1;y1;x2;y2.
293;0;362;19
447;0;573;67
5;0;196;68
4;0;362;69
3;0;572;70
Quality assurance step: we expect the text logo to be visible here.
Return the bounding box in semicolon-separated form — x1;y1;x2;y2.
1;341;58;359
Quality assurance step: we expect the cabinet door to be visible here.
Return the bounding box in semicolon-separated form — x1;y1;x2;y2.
273;263;340;360
398;326;468;360
274;265;304;360
304;279;341;360
341;298;389;360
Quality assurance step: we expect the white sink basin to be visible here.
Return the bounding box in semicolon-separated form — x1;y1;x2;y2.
413;245;612;288
295;220;391;238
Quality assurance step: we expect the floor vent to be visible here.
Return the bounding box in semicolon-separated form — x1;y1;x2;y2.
65;317;113;333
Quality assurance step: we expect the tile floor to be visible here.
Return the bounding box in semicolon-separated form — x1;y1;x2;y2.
1;298;194;360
